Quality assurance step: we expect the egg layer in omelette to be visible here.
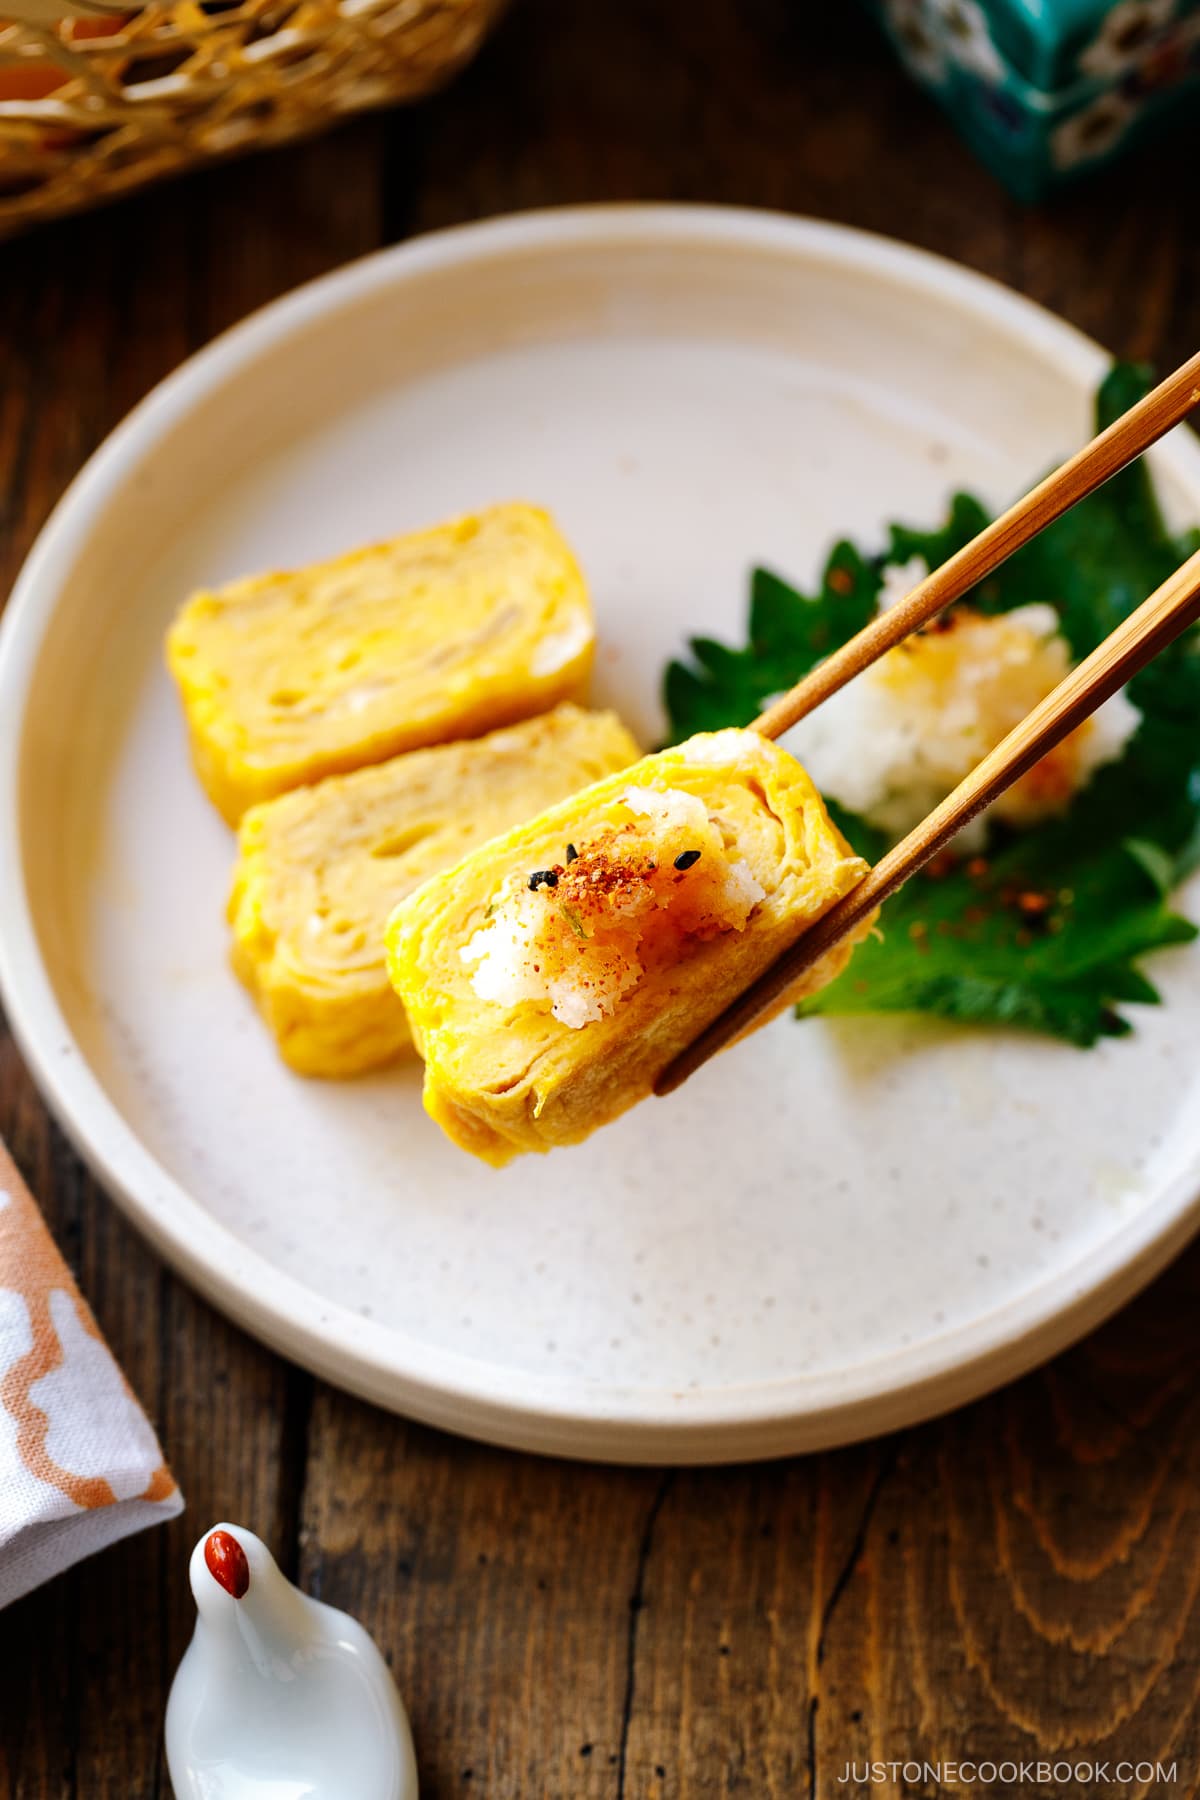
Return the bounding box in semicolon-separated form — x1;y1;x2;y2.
229;705;639;1077
386;729;872;1165
167;503;595;822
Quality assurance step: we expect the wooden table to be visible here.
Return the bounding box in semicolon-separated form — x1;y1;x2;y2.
3;4;1200;1793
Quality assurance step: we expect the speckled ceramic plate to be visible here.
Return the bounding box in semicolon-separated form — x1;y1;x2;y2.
3;207;1200;1463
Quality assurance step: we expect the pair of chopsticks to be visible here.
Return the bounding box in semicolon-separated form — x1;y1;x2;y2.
656;349;1200;1097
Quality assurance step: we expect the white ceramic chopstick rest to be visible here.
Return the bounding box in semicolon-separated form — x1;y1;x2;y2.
166;1522;419;1799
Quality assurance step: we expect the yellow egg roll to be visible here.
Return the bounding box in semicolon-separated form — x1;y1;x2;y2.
167;503;595;823
229;705;640;1077
387;728;872;1165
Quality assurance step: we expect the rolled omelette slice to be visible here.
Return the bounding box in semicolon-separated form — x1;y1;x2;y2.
166;502;595;823
229;705;641;1078
386;728;873;1165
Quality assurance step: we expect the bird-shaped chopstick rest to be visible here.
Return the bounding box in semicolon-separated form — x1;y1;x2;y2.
166;1522;419;1799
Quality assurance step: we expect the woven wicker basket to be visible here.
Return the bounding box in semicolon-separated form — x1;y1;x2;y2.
0;0;505;237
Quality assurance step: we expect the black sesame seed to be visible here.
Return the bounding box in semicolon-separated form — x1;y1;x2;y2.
528;869;559;891
674;849;701;871
566;843;579;863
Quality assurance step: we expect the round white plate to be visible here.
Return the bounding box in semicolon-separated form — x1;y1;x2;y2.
3;207;1200;1464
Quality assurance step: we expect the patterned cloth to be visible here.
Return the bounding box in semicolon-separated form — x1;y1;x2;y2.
0;1138;181;1609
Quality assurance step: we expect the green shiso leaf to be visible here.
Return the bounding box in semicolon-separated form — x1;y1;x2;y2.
879;366;1180;655
802;789;1198;1048
663;542;881;737
661;363;1200;1045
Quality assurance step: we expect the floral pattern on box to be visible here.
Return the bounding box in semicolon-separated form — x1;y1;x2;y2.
871;0;1200;197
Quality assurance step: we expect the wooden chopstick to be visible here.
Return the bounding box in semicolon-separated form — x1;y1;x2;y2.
654;534;1200;1098
751;350;1200;742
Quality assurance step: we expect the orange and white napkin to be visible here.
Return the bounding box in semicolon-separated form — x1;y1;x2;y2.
0;1138;182;1609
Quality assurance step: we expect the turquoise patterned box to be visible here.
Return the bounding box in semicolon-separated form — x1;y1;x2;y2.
869;0;1200;198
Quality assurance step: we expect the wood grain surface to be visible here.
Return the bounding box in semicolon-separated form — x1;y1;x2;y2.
2;3;1200;1794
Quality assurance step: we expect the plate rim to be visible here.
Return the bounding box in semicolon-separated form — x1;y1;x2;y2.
3;202;1200;1463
